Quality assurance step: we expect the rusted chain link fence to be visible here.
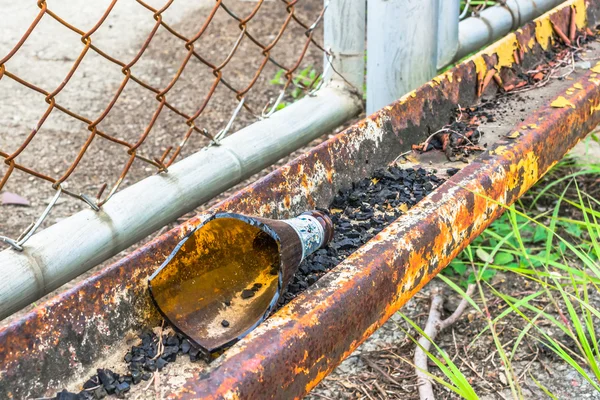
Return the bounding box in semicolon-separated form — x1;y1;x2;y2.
0;0;329;250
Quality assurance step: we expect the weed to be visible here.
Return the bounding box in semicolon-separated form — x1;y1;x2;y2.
269;66;321;111
402;155;600;398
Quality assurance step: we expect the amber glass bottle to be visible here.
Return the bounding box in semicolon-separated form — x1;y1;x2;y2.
149;211;333;355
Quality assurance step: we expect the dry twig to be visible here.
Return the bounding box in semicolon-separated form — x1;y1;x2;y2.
413;284;476;400
361;356;402;387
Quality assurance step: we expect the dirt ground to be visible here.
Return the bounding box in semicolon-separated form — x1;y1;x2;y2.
0;0;325;248
305;273;600;400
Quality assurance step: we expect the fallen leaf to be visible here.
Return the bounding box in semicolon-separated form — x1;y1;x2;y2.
476;248;494;264
550;96;575;108
506;131;520;139
499;372;508;385
340;381;360;390
0;192;30;206
371;178;380;185
591;62;600;73
574;83;584;89
399;203;409;213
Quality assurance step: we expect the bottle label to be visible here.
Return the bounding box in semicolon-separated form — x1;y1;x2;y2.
283;214;324;262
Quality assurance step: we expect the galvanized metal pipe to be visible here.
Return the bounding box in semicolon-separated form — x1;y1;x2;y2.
323;0;366;91
366;0;439;114
437;0;460;69
454;0;566;62
365;0;567;109
0;86;362;320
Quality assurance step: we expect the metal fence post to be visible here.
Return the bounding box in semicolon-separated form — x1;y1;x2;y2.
323;0;367;92
366;0;439;114
437;0;460;69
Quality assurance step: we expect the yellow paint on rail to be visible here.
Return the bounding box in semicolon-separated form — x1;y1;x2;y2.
535;18;555;50
466;0;586;84
551;96;575;108
573;0;587;29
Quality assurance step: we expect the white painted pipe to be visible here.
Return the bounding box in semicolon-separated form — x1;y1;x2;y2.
323;0;366;91
366;0;439;114
0;85;362;319
454;0;566;61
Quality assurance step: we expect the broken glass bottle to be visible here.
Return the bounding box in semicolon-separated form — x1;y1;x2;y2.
148;210;333;356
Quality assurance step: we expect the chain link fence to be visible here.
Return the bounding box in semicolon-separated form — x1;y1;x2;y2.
0;0;328;250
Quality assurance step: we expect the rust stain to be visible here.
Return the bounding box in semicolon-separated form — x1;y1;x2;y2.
168;3;600;399
1;1;598;399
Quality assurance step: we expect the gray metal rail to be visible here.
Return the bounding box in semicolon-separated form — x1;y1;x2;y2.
455;0;566;61
0;84;362;319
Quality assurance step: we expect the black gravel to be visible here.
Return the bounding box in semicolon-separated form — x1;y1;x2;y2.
56;329;200;399
277;165;444;307
56;164;444;399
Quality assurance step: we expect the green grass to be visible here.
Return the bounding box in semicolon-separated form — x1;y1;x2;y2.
268;66;322;111
460;1;498;12
398;155;600;398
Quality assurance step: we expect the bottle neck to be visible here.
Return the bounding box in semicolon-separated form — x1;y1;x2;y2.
283;211;334;262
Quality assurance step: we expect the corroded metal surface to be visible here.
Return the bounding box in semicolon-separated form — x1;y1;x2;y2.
168;2;600;398
1;0;599;398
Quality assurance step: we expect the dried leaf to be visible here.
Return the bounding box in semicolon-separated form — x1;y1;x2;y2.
476;248;494;264
499;371;508;385
574;83;584;89
0;192;30;206
506;131;520;139
371;178;380;185
399;203;409;213
550;96;575;109
591;62;600;73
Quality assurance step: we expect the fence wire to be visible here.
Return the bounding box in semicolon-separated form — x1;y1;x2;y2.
460;0;499;20
0;0;328;250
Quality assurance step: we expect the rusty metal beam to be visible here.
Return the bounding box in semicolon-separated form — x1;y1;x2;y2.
1;0;600;398
169;2;600;398
175;74;600;397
